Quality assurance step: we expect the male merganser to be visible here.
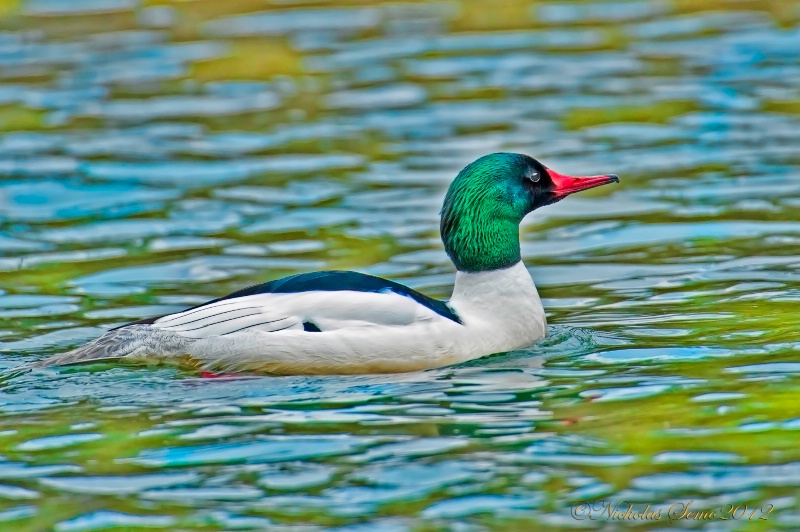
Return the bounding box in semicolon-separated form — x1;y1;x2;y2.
34;153;618;374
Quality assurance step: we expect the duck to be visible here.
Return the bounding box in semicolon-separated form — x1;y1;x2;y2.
33;153;618;375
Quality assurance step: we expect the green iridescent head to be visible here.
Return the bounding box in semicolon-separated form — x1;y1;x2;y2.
440;153;619;272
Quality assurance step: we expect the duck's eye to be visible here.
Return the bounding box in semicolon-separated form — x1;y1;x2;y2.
526;170;540;182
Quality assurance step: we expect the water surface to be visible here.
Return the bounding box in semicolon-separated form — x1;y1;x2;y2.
1;0;800;529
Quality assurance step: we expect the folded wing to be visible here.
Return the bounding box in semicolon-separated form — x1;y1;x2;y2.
150;270;460;339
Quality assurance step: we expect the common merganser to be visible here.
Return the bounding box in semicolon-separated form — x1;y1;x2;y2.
34;153;618;374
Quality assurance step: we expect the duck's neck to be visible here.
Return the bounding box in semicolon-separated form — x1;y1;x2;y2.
440;205;521;273
450;261;539;312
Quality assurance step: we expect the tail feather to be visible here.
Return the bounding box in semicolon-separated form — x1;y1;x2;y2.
30;326;194;368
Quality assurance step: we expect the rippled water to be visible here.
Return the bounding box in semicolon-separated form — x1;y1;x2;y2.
1;0;800;529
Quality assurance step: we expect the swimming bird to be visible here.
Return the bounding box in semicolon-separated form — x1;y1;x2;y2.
34;153;618;374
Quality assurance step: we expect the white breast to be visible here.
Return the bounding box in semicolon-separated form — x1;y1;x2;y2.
449;261;547;352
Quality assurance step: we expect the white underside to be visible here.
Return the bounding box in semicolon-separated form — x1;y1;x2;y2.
148;262;546;374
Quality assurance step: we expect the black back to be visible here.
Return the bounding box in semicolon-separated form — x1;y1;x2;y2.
213;270;462;324
119;270;462;329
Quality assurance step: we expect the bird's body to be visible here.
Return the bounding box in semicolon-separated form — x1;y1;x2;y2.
33;153;617;374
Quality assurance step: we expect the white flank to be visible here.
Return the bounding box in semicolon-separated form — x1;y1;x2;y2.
144;261;546;374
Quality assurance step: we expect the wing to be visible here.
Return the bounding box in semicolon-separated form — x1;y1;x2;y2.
206;270;460;323
142;271;460;340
